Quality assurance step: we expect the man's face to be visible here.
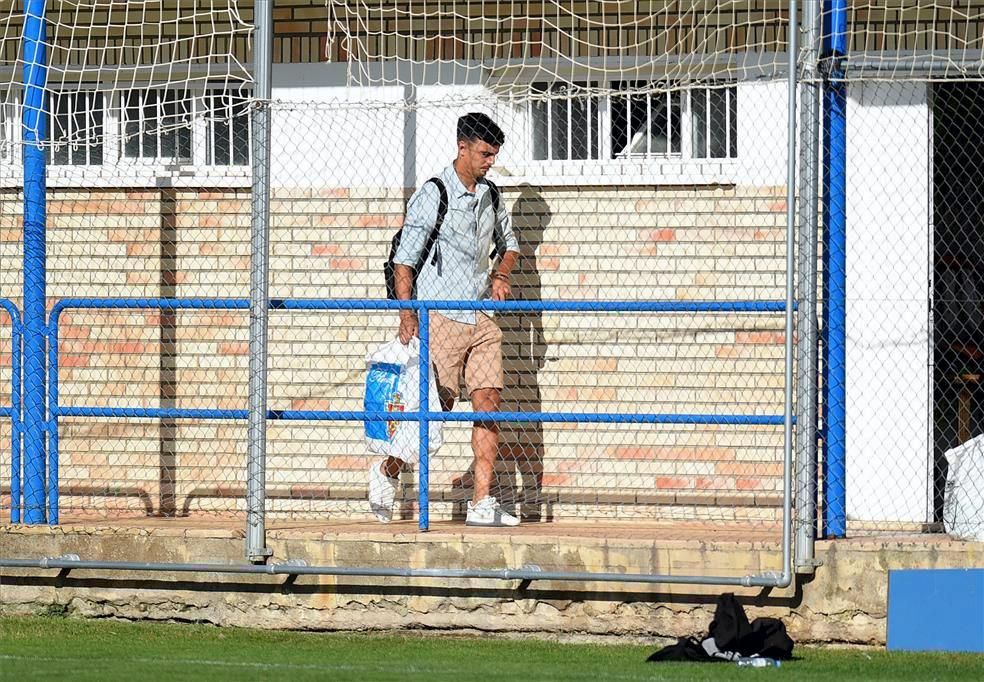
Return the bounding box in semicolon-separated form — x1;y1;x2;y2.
458;138;499;179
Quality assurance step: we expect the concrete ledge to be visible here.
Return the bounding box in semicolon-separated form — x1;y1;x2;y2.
1;522;981;644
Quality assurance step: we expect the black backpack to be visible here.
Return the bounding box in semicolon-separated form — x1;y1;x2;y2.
384;177;504;299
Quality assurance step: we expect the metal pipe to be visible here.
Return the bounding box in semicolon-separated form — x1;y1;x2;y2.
246;0;274;563
21;0;48;525
795;0;822;573
0;557;786;588
843;56;984;76
776;0;799;589
821;0;848;538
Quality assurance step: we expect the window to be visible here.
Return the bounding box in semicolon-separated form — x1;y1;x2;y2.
532;82;601;161
529;82;738;163
691;86;738;159
50;91;104;166
611;81;682;158
0;99;14;167
43;86;251;171
123;89;193;163
205;90;251;166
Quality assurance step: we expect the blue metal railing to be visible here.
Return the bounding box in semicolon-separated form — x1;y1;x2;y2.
0;299;22;523
46;297;793;529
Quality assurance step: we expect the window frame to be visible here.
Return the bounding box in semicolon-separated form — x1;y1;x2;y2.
512;80;739;186
0;82;253;188
0;95;23;186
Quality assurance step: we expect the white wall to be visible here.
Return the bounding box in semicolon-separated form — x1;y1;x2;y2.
846;81;931;524
268;67;508;188
269;64;405;188
268;65;792;189
735;80;789;187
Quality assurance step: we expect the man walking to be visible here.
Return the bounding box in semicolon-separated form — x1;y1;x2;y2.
369;112;521;527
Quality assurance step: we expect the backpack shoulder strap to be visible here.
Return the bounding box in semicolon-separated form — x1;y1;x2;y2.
419;177;448;271
429;177;449;229
484;179;506;261
485;178;501;213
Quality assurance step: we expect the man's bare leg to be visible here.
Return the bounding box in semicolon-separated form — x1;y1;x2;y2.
380;456;402;479
470;387;500;503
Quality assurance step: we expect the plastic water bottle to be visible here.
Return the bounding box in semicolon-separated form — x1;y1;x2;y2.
736;656;781;668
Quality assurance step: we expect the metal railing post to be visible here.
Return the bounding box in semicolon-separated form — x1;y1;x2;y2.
796;0;822;573
246;0;274;562
779;0;800;588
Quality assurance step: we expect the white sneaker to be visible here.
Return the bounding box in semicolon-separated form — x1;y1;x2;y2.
465;496;520;527
368;460;398;523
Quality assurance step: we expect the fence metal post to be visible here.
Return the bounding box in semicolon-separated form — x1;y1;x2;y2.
780;0;800;587
246;0;274;562
796;0;822;572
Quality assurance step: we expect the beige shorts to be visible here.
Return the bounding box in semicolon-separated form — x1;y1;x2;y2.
429;312;504;400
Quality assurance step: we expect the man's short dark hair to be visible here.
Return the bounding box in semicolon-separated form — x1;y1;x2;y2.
457;112;505;147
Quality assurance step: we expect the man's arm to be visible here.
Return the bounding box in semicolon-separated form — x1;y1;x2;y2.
490;199;521;301
394;182;440;343
395;264;418;344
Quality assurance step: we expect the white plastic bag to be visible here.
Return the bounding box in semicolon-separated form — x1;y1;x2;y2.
943;434;984;541
364;337;443;464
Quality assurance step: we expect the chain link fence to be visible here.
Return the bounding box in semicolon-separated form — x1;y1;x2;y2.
0;1;981;579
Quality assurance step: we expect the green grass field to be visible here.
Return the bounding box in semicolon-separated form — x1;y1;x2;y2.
1;616;982;681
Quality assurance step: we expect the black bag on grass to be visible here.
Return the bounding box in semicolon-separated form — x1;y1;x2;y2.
647;592;794;663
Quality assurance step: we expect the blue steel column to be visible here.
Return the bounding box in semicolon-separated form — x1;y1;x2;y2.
821;0;847;537
21;0;48;524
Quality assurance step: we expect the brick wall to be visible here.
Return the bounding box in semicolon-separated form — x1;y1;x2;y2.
0;183;788;524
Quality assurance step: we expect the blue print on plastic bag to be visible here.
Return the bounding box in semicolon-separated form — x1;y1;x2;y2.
364;362;403;442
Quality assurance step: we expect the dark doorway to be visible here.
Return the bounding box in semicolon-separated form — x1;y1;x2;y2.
932;83;984;523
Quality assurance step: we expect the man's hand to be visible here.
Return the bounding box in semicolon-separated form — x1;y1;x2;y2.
399;310;419;344
491;277;511;302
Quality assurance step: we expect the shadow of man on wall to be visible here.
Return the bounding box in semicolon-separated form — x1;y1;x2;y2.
450;184;552;520
495;185;551;520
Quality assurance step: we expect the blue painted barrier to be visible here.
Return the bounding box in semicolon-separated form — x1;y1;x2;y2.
888;569;984;653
